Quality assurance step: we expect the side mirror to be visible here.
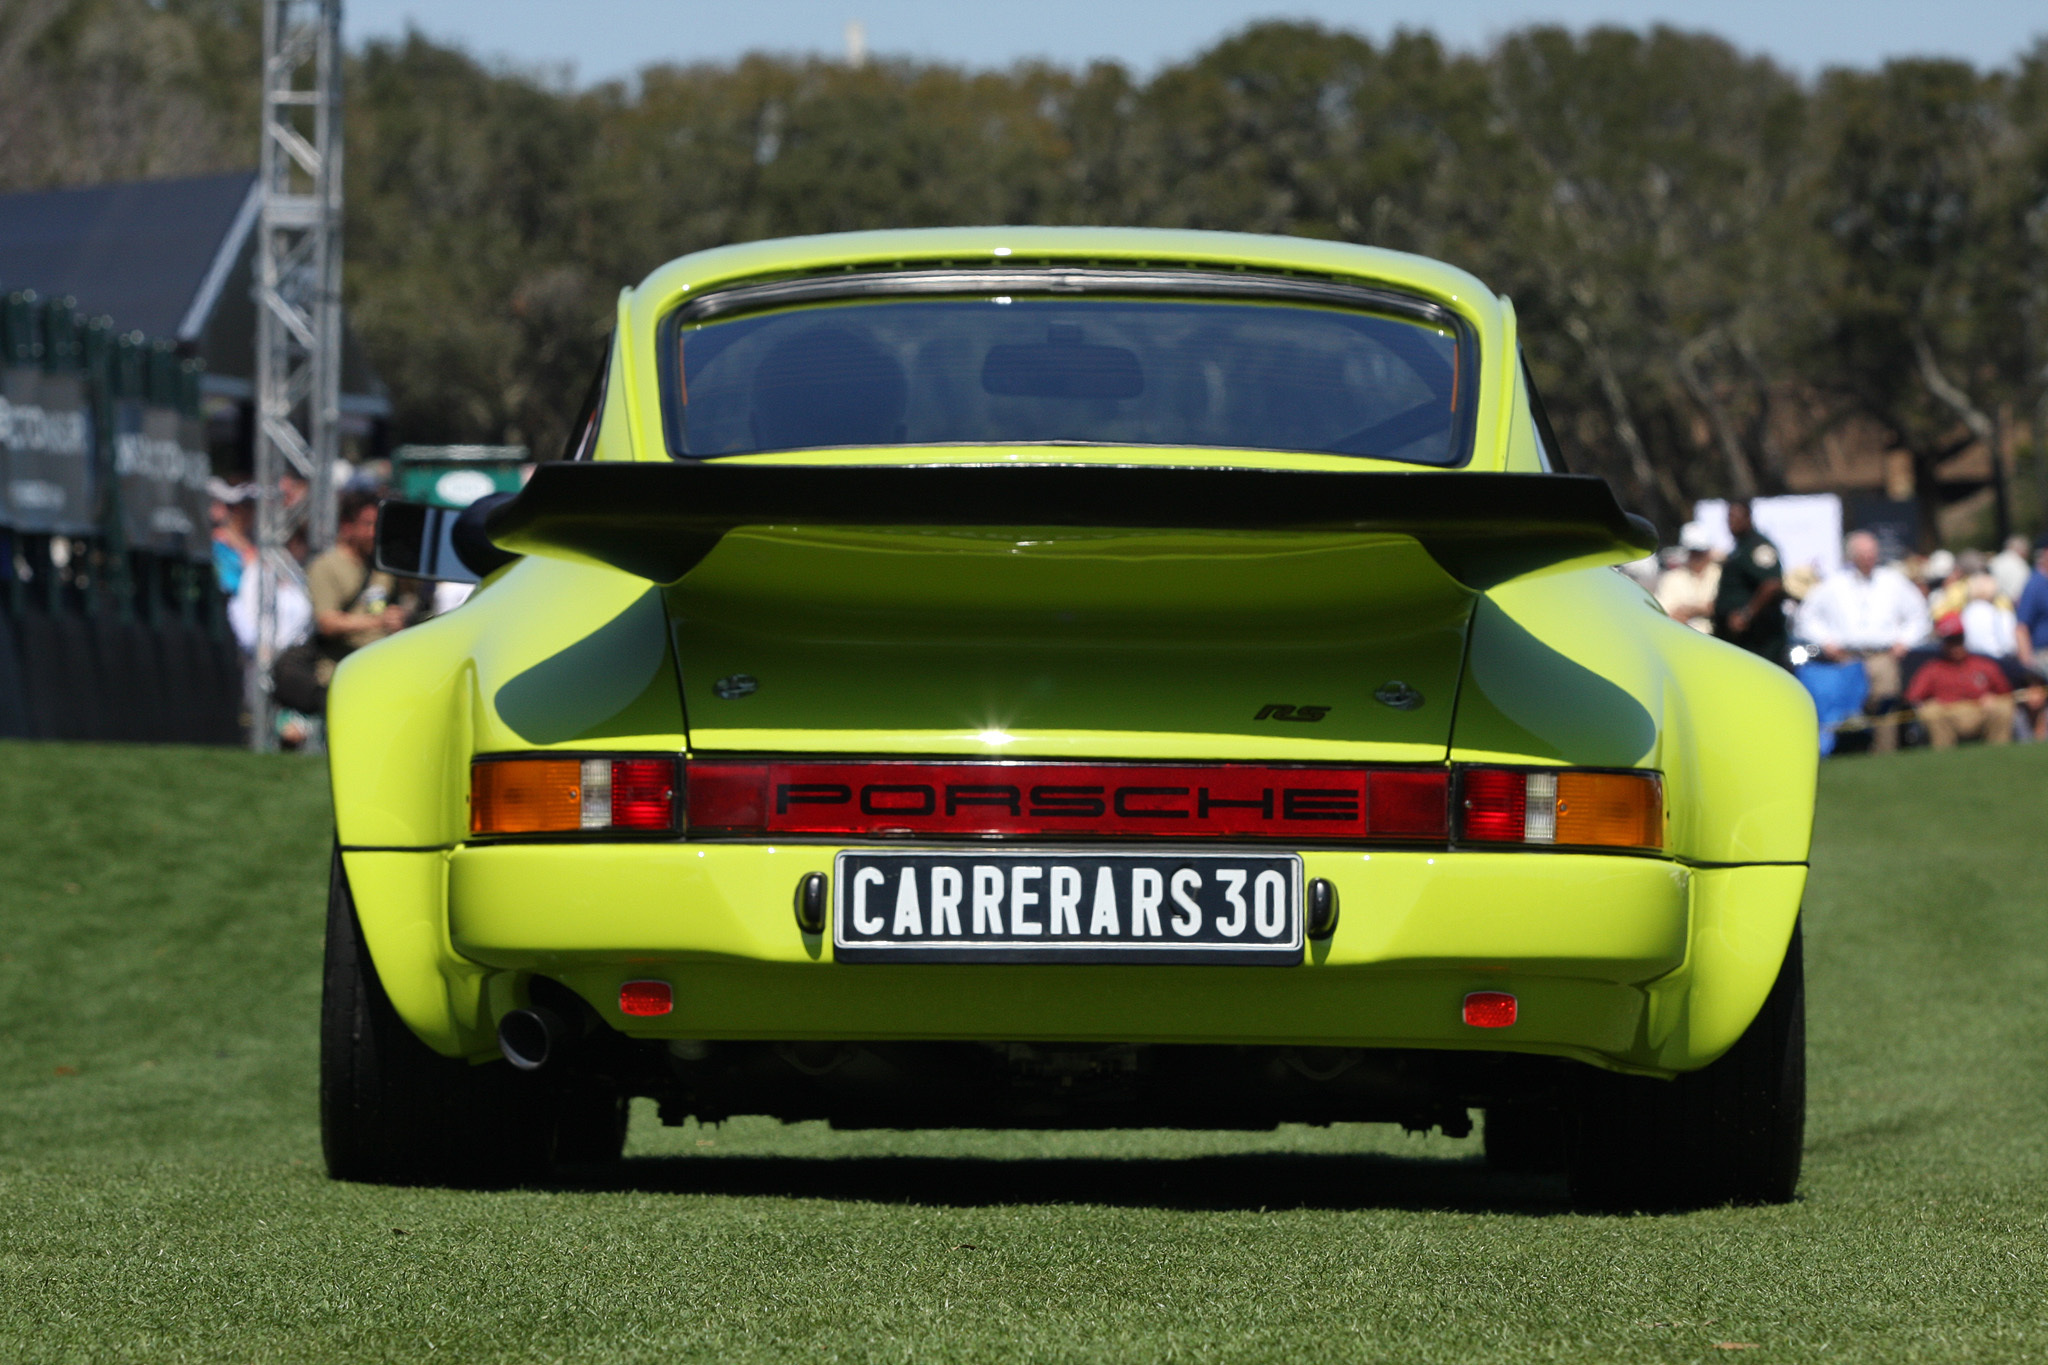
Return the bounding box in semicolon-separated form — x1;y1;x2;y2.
375;494;519;583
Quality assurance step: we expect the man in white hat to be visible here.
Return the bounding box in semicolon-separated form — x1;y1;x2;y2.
1655;524;1721;634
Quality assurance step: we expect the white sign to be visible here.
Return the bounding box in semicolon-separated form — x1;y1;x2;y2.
1690;495;1844;579
433;468;499;507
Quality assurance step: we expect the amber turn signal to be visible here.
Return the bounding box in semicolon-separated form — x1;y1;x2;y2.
1554;771;1663;851
471;758;581;834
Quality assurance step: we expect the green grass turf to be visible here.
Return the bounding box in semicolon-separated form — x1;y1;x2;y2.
2;740;2045;1363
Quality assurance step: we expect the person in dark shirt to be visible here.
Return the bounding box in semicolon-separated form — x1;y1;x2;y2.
1714;500;1788;667
1906;613;2015;748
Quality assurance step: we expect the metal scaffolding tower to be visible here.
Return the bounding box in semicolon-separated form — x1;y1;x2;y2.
251;0;343;750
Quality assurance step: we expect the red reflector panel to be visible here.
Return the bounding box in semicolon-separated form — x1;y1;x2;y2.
1463;991;1517;1028
1459;768;1526;843
619;980;673;1017
686;763;768;831
1367;770;1449;839
610;759;677;830
687;760;1447;843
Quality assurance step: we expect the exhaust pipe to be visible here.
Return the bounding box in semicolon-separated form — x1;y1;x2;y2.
498;1006;569;1072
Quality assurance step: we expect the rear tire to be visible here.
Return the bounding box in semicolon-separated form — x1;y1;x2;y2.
321;849;554;1186
1568;921;1805;1212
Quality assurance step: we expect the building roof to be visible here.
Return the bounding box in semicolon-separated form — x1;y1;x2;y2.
0;171;258;341
0;171;385;415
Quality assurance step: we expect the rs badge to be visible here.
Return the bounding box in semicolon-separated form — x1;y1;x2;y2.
1254;704;1329;722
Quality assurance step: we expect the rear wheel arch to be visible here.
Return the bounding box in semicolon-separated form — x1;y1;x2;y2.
323;848;551;1185
338;846;489;1058
1649;865;1807;1072
1570;917;1805;1210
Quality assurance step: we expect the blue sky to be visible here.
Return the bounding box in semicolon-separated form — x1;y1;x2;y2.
343;0;2045;85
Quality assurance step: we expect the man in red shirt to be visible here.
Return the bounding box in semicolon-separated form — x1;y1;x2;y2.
1907;614;2015;749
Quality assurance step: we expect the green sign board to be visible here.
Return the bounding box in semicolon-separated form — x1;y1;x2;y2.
392;444;529;509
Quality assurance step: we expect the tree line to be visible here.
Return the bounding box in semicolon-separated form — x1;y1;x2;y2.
7;1;2047;539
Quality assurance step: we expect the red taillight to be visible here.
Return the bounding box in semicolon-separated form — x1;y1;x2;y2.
686;760;1446;843
620;980;673;1017
609;759;677;830
1463;991;1517;1027
1460;768;1526;842
1458;767;1661;851
471;756;677;835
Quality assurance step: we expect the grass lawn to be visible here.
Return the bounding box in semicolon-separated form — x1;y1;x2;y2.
1;739;2045;1363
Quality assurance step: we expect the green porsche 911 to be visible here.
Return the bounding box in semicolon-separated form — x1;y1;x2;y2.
324;227;1815;1209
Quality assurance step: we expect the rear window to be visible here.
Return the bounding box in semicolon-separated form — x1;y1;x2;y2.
662;286;1472;464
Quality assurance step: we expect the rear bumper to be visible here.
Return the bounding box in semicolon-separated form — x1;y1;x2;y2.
339;842;1805;1077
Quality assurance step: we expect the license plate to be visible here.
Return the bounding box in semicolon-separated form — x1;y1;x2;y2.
832;849;1303;964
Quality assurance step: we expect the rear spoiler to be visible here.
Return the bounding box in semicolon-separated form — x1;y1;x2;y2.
485;462;1658;590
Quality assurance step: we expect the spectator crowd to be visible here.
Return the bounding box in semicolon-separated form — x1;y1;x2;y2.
205;462;449;750
1647;499;2048;756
